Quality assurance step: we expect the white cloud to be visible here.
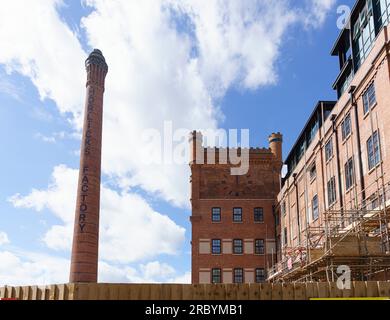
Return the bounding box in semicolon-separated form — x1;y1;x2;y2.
304;0;337;28
0;250;69;286
170;0;297;92
140;261;175;281
0;248;189;286
35;133;57;144
0;77;21;101
9;165;186;263
0;232;10;246
169;271;191;284
1;0;336;286
0;0;335;208
0;0;86;127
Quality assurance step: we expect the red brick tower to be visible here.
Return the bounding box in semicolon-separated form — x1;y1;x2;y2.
190;132;283;284
69;49;108;283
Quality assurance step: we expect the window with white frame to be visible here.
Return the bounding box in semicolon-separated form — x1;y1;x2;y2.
327;177;337;206
345;158;355;190
367;131;381;170
341;113;352;140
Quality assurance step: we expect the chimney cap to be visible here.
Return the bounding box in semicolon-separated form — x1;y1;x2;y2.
85;49;108;71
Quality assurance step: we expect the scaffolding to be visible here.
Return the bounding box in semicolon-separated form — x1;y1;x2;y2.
268;182;390;283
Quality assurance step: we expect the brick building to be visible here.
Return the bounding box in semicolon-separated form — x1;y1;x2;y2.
271;0;390;282
190;0;390;283
190;132;283;284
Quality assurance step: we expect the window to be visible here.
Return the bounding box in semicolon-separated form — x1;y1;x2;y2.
233;208;242;222
341;114;352;140
254;208;264;222
255;268;266;283
345;158;355;190
283;227;288;246
233;268;244;284
376;0;390;28
309;163;317;180
363;83;377;114
353;1;376;69
212;239;221;254
281;201;286;216
233;239;243;254
367;131;381;170
212;208;221;222
212;268;221;284
255;239;265;255
325;138;333;161
312;195;319;221
327;177;337;206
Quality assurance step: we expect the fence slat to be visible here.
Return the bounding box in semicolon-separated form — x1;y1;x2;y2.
49;284;58;300
329;282;343;298
260;283;272;300
117;284;130;300
108;284;120;300
22;286;32;300
366;282;379;298
224;284;238;300
317;282;330;298
271;283;283;300
207;284;225;300
282;283;294;300
305;283;318;299
378;282;390;297
353;282;367;297
193;284;206;300
139;284;152;300
182;284;194;300
294;283;306;300
237;284;249;300
171;284;184;300
149;284;162;300
248;284;261;300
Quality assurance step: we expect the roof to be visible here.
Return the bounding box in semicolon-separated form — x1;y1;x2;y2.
284;101;336;165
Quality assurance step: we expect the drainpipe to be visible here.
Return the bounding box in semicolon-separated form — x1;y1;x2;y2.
293;173;301;244
331;114;344;217
349;85;366;205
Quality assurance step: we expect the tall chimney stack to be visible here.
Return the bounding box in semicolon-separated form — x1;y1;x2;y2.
69;49;108;283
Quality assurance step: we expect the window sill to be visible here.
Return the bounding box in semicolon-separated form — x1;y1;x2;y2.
327;201;337;209
254;221;265;224
325;155;334;164
345;185;355;195
368;161;382;175
342;133;352;144
363;102;378;119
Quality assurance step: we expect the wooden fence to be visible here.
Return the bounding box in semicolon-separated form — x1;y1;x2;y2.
1;282;390;300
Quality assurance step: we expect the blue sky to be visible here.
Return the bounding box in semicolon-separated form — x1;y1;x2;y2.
0;0;355;285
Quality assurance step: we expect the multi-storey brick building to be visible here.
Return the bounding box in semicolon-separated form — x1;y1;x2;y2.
190;0;390;283
271;0;390;282
190;131;283;284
